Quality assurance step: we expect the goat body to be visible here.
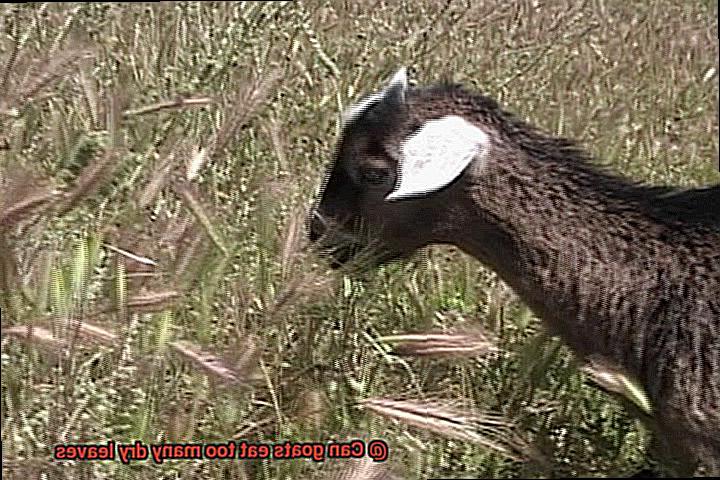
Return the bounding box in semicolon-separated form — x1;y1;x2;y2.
309;68;720;475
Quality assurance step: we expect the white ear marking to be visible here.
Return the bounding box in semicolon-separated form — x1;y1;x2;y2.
389;67;408;87
386;67;408;101
383;67;408;106
341;67;409;127
386;115;489;201
341;91;385;126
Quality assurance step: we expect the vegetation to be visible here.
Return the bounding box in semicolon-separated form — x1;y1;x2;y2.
1;2;717;478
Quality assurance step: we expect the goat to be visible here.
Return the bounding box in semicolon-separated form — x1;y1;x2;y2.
307;67;720;476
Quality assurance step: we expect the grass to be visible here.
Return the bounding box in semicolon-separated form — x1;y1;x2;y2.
1;1;718;479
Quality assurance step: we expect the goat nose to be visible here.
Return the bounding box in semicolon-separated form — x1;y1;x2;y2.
308;210;325;242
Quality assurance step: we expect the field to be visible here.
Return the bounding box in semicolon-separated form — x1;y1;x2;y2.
1;1;718;479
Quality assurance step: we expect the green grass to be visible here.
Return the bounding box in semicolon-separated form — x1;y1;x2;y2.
1;1;718;479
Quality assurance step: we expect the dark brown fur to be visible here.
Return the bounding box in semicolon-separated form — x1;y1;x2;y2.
309;83;720;475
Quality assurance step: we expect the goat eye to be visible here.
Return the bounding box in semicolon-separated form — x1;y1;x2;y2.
358;167;390;185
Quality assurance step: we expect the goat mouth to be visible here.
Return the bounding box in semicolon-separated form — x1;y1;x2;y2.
307;213;404;269
326;244;362;269
320;243;404;270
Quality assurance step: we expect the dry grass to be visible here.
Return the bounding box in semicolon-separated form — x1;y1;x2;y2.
1;1;717;479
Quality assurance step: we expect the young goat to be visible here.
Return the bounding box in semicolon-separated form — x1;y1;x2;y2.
308;68;720;476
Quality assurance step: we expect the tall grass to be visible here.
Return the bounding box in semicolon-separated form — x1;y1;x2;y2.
1;1;718;479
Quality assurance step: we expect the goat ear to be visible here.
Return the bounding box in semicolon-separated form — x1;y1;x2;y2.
341;67;408;127
383;67;408;105
386;115;489;201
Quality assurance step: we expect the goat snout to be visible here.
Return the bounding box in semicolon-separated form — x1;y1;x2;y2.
307;209;325;243
307;209;364;269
